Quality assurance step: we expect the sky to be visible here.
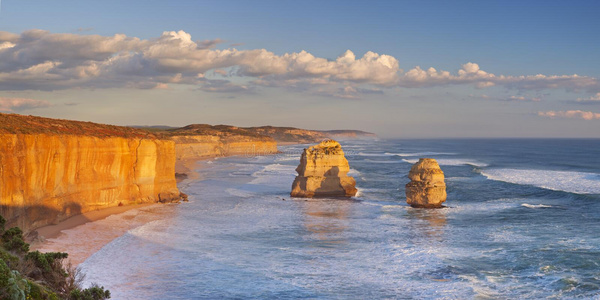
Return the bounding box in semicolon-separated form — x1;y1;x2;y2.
0;0;599;138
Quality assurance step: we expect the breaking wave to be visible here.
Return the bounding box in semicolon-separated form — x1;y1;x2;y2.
481;169;600;194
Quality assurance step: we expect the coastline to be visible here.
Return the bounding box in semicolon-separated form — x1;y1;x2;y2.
30;146;287;266
30;203;156;244
31;156;208;266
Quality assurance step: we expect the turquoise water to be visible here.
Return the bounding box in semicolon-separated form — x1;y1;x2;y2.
79;139;600;299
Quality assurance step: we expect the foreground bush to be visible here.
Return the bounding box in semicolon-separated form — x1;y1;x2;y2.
0;215;110;299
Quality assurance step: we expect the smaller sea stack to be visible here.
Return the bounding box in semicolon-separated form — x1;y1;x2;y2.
291;140;357;198
405;158;447;208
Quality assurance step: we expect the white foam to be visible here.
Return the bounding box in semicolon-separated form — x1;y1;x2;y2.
386;152;457;157
348;168;361;176
249;163;296;185
226;188;255;198
402;158;488;167
521;203;553;209
358;152;393;157
274;155;299;162
364;159;403;164
481;168;600;194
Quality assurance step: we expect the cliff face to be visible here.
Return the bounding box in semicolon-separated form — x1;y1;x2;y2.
244;126;329;144
164;125;278;172
0;114;180;232
291;140;357;198
405;158;447;208
171;135;278;160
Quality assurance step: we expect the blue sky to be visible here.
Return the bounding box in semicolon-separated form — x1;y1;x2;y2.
0;0;599;137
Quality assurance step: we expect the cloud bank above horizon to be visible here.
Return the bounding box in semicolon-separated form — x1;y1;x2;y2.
1;29;599;100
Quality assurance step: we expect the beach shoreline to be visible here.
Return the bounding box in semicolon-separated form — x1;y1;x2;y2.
30;150;282;265
29;156;209;265
29;203;156;247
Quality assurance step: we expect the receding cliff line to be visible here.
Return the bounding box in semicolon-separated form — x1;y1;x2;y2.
161;125;279;175
0;113;181;233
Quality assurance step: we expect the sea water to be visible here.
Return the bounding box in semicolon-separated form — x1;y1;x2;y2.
74;139;600;299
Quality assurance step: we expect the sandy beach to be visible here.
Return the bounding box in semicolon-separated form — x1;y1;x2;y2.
31;203;156;243
30;158;205;266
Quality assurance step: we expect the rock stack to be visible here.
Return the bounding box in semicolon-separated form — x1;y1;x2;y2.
291;140;357;198
405;158;447;208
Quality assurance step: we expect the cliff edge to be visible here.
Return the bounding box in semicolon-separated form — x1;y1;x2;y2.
161;124;279;174
0;113;181;232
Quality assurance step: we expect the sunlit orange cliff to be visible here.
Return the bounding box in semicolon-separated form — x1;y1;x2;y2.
0;113;182;232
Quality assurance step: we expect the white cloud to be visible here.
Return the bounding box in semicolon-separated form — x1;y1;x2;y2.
399;62;598;92
577;92;600;102
538;110;600;120
0;29;598;97
0;97;51;112
469;94;541;102
508;95;541;102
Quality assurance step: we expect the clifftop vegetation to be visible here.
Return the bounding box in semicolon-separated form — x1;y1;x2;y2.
0;113;158;139
0;215;110;300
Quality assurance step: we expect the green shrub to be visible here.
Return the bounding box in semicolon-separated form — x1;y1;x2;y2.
0;214;110;299
0;260;29;300
25;251;68;275
69;284;111;300
2;227;29;254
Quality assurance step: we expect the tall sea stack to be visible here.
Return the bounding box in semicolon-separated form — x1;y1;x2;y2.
405;158;447;208
291;140;357;198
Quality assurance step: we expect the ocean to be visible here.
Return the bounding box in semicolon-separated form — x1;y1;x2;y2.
60;139;600;299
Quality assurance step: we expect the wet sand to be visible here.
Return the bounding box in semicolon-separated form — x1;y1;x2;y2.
31;159;204;266
32;203;156;242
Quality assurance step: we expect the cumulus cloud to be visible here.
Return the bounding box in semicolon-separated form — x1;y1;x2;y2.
538;110;600;120
508;95;541;102
0;29;598;97
0;97;51;112
399;62;598;92
577;92;600;102
198;79;254;93
313;85;384;99
469;94;541;102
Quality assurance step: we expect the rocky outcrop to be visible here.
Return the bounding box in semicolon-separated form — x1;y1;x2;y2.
405;158;447;208
0;113;181;232
291;140;357;198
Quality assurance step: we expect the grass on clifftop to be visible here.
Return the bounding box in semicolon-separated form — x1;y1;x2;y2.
159;124;274;141
0;215;110;300
0;113;159;139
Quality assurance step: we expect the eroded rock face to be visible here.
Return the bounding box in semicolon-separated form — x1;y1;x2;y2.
405;158;447;208
291;140;357;198
0;134;180;232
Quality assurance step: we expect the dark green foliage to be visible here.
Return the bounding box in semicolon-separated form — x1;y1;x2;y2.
0;248;19;267
26;251;69;274
0;259;30;300
0;214;110;299
69;285;111;300
2;227;30;254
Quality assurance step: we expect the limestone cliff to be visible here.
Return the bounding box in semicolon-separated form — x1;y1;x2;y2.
0;113;181;232
244;126;329;144
291;140;357;198
163;125;278;173
405;158;447;208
